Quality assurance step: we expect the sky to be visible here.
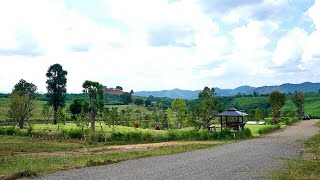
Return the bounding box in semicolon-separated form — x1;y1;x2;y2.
0;0;319;93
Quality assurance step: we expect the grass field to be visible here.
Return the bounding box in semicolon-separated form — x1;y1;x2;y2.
0;97;151;122
0;135;221;179
232;93;320;117
245;124;280;137
272;121;320;179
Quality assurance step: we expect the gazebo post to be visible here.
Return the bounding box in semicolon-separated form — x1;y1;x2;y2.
242;116;244;129
220;117;222;131
226;116;228;127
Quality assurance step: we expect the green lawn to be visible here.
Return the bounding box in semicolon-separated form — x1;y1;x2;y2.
0;98;152;122
31;123;167;135
0;135;219;178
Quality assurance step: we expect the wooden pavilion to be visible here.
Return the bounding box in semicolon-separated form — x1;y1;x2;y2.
216;108;248;131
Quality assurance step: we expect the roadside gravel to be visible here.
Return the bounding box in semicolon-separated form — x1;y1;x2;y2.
32;120;319;180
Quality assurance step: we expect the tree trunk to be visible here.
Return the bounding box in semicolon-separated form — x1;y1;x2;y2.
19;118;24;129
53;106;58;125
90;110;95;132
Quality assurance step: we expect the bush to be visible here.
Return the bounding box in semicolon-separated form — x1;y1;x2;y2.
6;126;18;135
285;117;299;125
109;132;126;141
125;131;143;142
264;118;273;125
67;129;85;139
258;125;281;135
235;128;252;139
90;132;105;142
27;125;33;135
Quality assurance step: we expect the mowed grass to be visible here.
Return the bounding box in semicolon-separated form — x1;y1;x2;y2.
0;97;152;122
272;121;320;179
0;135;218;178
246;124;269;137
31;123;167;135
0;135;96;156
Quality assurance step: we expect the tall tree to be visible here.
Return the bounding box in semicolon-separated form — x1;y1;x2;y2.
171;98;186;129
82;80;105;132
134;98;144;106
69;99;89;120
292;91;305;119
254;108;264;121
145;99;152;107
115;86;123;91
120;92;132;105
269;91;286;124
8;79;37;129
46;63;68;124
198;87;218;128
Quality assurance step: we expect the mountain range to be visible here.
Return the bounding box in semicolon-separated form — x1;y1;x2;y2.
134;82;320;99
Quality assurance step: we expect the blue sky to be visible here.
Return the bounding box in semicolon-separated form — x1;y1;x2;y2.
0;0;319;93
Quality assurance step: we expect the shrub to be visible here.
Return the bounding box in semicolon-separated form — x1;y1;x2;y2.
6;126;18;135
109;132;126;141
167;131;178;141
27;125;33;135
258;124;280;135
235;128;252;139
90;132;105;142
264;118;273;125
125;131;143;142
67;129;85;139
285;117;299;125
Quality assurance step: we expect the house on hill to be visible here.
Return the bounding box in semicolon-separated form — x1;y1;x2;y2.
104;88;125;95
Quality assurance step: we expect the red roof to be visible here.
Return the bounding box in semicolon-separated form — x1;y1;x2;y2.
105;89;125;95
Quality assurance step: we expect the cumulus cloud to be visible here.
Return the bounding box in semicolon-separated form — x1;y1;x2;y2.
0;0;319;93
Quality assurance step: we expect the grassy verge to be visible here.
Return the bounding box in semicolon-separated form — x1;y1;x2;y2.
0;135;220;179
272;121;320;180
258;124;281;135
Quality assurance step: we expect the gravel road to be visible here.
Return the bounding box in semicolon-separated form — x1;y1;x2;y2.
33;120;319;180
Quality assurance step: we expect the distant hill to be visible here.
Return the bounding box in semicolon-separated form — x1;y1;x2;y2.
134;82;320;99
135;88;202;100
249;82;320;95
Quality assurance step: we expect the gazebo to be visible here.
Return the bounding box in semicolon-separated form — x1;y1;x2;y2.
216;108;248;131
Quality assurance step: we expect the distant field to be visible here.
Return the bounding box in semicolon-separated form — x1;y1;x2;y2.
0;98;151;122
1;92;319;122
233;93;320;117
0;98;48;122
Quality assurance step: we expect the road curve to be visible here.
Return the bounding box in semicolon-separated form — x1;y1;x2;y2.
33;120;319;180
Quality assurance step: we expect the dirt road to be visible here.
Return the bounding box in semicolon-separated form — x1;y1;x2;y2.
33;120;319;180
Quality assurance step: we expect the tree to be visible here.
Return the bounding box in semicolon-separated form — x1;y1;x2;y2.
109;107;119;132
171;98;186;129
115;86;123;91
145;99;152;107
134;98;144;106
7;79;37;129
254;108;264;121
46;63;68;124
120;92;132;105
82;80;105;132
292;91;304;119
269;91;286;124
198;87;218;128
69;99;89;120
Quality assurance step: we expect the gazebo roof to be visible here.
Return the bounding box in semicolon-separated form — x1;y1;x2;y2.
216;108;248;117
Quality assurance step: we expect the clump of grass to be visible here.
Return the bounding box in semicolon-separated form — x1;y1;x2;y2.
258;124;281;135
85;159;117;166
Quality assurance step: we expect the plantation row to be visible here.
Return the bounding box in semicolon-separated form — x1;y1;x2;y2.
0;125;252;143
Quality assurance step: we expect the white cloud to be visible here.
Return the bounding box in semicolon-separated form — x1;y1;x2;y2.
0;0;319;93
273;28;307;66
